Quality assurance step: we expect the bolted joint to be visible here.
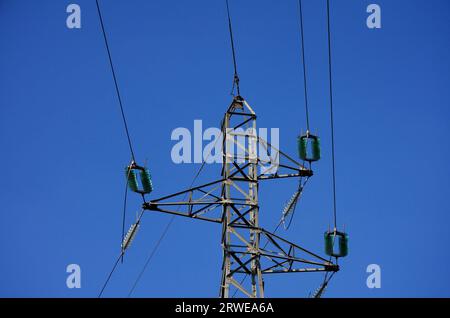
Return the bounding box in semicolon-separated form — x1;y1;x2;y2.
325;264;340;272
143;202;157;210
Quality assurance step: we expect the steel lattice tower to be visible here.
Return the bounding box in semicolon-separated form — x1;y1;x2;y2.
143;96;338;298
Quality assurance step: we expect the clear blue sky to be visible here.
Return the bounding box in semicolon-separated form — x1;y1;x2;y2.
0;0;449;297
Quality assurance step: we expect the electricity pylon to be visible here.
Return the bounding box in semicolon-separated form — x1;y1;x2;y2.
143;96;338;298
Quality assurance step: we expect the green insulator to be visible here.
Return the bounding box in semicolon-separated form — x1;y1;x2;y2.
126;168;139;193
338;233;348;257
324;232;334;256
298;133;320;162
324;231;348;257
140;169;153;194
311;137;321;161
298;136;308;161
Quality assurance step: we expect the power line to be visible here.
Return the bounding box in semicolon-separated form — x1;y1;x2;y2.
95;0;140;296
98;252;122;297
297;0;310;132
95;0;136;162
326;0;338;229
226;0;240;96
309;0;342;297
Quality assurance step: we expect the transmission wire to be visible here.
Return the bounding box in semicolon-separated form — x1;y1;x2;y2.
95;0;145;296
297;0;310;132
98;252;122;297
226;0;240;96
313;0;340;297
96;0;136;162
326;0;338;230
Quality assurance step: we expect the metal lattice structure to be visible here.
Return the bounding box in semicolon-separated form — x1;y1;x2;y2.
142;95;338;298
94;0;346;299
